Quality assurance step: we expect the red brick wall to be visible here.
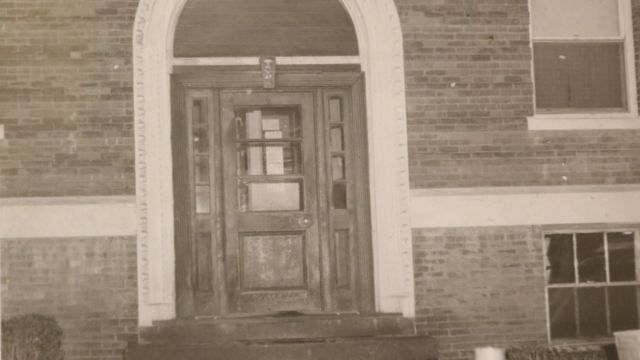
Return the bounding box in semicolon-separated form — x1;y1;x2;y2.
1;236;137;360
0;0;138;197
398;0;640;189
413;226;548;360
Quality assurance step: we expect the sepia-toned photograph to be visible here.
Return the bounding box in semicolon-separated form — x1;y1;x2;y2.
1;0;639;359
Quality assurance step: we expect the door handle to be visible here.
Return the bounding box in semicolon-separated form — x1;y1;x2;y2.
290;214;313;229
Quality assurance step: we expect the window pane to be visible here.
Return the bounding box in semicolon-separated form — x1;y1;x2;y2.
237;108;301;140
577;287;608;337
329;97;343;122
332;183;347;209
195;185;210;214
332;155;345;180
192;99;207;126
331;126;344;152
534;43;625;110
546;234;576;284
549;288;577;339
608;232;636;282
237;143;302;176
238;181;302;212
577;232;606;283
532;0;620;38
609;286;639;332
193;127;209;153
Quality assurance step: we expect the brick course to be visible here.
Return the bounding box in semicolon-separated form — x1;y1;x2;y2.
413;226;548;360
0;0;138;197
1;236;137;360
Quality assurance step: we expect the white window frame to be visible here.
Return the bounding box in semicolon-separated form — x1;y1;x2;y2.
527;0;640;130
543;227;640;344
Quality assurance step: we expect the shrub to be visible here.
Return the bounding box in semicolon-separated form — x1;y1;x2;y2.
1;314;64;360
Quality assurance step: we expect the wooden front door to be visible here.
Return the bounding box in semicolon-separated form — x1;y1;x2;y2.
220;91;322;313
172;71;374;317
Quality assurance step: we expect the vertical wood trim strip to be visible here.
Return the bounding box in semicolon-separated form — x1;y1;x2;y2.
172;77;194;317
351;74;375;312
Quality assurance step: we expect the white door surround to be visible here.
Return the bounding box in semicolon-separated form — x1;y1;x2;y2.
132;0;414;326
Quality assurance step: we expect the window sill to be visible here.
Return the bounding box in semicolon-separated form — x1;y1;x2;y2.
527;114;640;130
549;337;615;347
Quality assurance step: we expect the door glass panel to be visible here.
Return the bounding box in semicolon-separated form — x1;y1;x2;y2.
236;108;301;140
332;183;347;209
237;143;302;176
192;99;206;126
195;185;210;214
332;156;345;180
194;156;209;183
241;233;305;289
330;127;344;152
193;127;209;153
329;97;342;123
238;180;302;212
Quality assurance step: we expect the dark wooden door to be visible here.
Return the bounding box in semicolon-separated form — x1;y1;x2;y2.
220;91;322;313
172;71;374;318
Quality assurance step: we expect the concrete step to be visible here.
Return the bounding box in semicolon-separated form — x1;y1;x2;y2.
126;334;438;360
140;313;416;345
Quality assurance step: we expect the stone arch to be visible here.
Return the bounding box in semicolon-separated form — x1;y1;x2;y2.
133;0;414;326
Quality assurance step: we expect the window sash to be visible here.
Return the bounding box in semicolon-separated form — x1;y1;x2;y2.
544;230;640;341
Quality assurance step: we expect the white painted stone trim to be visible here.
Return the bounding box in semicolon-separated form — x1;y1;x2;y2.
410;185;640;228
0;196;136;238
133;0;414;326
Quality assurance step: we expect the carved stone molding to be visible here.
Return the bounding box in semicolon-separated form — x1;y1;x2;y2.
133;0;414;326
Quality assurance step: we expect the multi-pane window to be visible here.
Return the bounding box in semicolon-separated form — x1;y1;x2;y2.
531;0;629;112
544;230;639;341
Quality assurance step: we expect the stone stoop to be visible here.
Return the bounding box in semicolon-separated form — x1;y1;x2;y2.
125;313;438;360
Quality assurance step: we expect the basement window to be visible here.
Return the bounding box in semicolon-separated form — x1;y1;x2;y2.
528;0;640;130
544;230;640;342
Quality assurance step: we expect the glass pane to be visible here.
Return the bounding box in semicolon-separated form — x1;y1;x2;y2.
577;232;606;283
194;156;209;183
237;108;301;140
335;230;350;288
196;232;212;291
192;99;206;126
331;126;344;152
608;232;636;282
532;0;619;38
577;287;608;337
549;288;577;339
238;181;302;212
195;185;210;214
332;156;345;180
546;234;576;284
609;286;639;332
237;143;302;176
241;233;305;289
329;97;342;122
332;183;347;209
193;127;209;153
534;43;625;110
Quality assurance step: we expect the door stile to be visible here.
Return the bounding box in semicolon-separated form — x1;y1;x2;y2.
315;89;335;312
172;77;195;317
350;76;375;312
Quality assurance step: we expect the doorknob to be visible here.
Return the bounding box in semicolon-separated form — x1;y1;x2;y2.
290;214;313;228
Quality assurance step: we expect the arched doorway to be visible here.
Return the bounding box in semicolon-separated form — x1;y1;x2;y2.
133;0;414;326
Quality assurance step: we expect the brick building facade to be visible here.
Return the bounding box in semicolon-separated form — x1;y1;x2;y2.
1;1;639;360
